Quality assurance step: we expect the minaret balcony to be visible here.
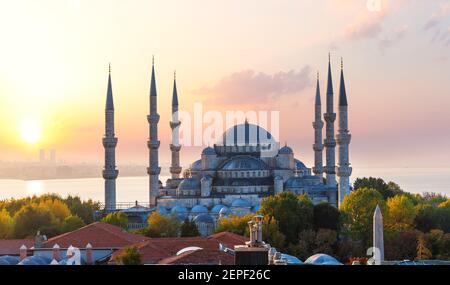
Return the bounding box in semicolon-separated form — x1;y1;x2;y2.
313;143;324;151
102;137;118;147
312;121;324;129
323;113;336;122
147;166;161;175
323;138;336;147
102;169;119;179
170;121;181;129
170;144;182;151
312;166;324;174
147;140;160;149
325;165;336;174
336;166;352;177
170;166;182;174
336;133;351;144
147;114;160;124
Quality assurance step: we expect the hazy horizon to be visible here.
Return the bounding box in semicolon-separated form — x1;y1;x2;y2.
1;0;450;169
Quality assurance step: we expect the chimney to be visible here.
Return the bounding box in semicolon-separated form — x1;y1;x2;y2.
34;231;45;249
52;244;60;261
86;243;93;265
235;215;269;265
19;245;27;261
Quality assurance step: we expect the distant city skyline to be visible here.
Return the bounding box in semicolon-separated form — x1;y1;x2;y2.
0;0;449;168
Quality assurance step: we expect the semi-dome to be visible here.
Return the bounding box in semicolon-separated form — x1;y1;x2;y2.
191;204;208;214
211;204;226;214
157;205;168;215
285;177;305;188
278;145;293;155
231;198;252;208
190;159;202;171
219;206;230;215
218;122;276;146
295;159;307;170
221;156;268;170
171;204;188;214
193;213;215;224
202;147;216;155
304;254;342;265
177;177;200;190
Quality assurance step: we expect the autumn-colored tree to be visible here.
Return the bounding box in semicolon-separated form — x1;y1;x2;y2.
385;230;420;261
180;219;200;237
416;234;432;260
146;212;181;237
386;195;417;232
101;212;129;230
0;209;14;238
13;205;55;238
62;215;85;232
116;245;142;265
340;188;386;247
215;214;253;236
37;198;71;222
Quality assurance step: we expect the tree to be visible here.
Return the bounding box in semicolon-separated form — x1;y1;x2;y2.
215;214;253;236
437;233;450;260
101;212;128;230
62;215;85;232
262;216;286;250
146;212;181;238
415;204;439;233
260;192;313;245
353;177;403;199
340;188;386;247
64;196;100;224
0;209;13;239
421;192;448;206
416;234;432;260
290;228;337;261
116;245;142;265
37;198;71;222
13;205;55;238
386;195;417;232
385;230;419;261
313;202;340;231
180;219;200;237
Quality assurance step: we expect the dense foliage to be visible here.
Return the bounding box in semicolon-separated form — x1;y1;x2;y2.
115;245;142;265
0;194;98;238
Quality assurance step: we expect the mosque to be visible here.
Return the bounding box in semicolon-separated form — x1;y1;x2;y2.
101;55;352;235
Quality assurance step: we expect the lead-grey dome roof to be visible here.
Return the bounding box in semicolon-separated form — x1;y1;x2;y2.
279;145;293;154
171;204;188;214
304;254;342;265
191;204;208;214
218;122;276;146
190;159;202;171
231;198;252;208
202;147;216;155
285;177;305;188
221;156;268;170
193;213;215;224
177;177;200;190
211;204;226;214
295;159;307;170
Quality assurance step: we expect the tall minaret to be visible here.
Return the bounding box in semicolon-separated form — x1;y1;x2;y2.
312;72;324;179
336;58;352;207
103;64;118;211
170;71;182;179
147;57;161;207
324;54;337;186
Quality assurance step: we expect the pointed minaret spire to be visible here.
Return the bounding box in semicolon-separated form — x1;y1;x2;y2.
103;63;118;211
170;70;182;179
336;57;352;207
324;54;337;189
147;57;161;207
313;71;324;179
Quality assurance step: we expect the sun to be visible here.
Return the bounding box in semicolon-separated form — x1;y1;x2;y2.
20;119;41;144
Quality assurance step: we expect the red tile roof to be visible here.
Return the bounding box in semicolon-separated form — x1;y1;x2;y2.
111;232;247;264
0;239;33;255
42;222;149;249
158;249;235;265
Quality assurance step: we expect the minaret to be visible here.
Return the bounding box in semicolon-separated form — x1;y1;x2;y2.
103;64;118;211
170;71;182;179
312;72;324;178
324;54;337;186
336;58;352;207
147;57;161;207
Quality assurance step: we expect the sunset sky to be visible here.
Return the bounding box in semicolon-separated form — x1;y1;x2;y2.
0;0;449;169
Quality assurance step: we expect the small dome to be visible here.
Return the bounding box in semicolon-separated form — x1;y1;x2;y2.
157;206;168;215
177;177;200;190
171;204;188;214
252;204;261;212
211;204;226;214
193;213;215;224
279;145;293;155
221;156;268;170
18;256;52;265
304;254;342;265
231;198;252;208
219;206;230;215
0;256;19;265
190;159;202;171
295;159;307;170
191;204;208;214
202;147;216;155
285;177;305;188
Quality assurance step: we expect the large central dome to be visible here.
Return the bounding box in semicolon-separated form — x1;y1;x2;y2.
217;121;277;147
